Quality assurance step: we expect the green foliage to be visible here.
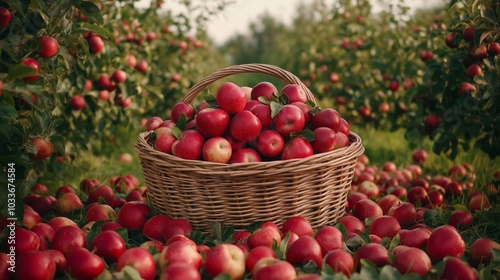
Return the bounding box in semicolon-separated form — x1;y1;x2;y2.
0;0;230;217
220;0;499;160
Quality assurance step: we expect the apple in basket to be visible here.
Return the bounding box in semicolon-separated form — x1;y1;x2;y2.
150;80;353;163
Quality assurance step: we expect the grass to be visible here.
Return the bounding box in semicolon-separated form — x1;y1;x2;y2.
353;125;500;185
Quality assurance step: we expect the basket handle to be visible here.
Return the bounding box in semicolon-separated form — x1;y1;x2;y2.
182;63;317;105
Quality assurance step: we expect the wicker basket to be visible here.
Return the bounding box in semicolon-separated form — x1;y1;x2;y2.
135;64;364;232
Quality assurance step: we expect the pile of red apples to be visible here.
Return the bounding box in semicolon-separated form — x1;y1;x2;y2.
145;81;351;163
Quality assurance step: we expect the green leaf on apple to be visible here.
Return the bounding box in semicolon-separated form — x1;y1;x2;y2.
379;265;401;280
85;220;104;249
213;273;232;280
298;129;315;142
358;259;379;279
190;229;206;244
116;227;129;243
7;64;38;80
335;223;349;241
79;1;104;25
177;113;187;131
388;234;400;251
73;23;111;39
270;101;283;118
308;105;322;115
278;93;289;105
171;127;182;139
211;222;223;243
258;96;270;104
246;221;263;232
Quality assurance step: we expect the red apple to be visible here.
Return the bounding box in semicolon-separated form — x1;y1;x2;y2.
88;35;104;53
399;228;431;249
407;186;429;205
143;214;171;242
52;226;86;256
20;58;40;82
388;202;417;227
311;108;341;132
31;223;55;250
354;243;389;269
14;227;40;255
16;250;56;280
45;249;67;276
158;240;203;270
334;132;350;148
412;148;427;165
311;127;337;153
247;226;281;249
30;137;54;160
392;246;431;276
117;201;151;230
171;102;195;123
314;226;343;256
88;184;115;206
469;238;500;266
38;36;59;58
468;191;491;213
230;110;262;142
272;104;305;136
47;216;78;232
459;82;476;96
369;215;401;239
229;147;262;163
101;221;123;232
246;246;277;272
466;63;482;78
250;104;272;129
440;257;477;280
163;218;193;241
111;69;126;83
324;249;354;276
216;82;248;114
85;204;117;223
347;192;368;210
201;136;232;163
427;225;465;261
420;50;433;62
0;7;11;27
91;230;126;263
255;129;285;158
126;54;137;67
469;45;487;60
445;33;459;48
282;216;313;237
424;114;440;131
357;181;379;199
487;42;500;56
117;248;156;280
23;206;42;229
378;194;402;215
281;84;307;103
251;82;277;101
285;235;323;268
96;73;110;89
353;198;383;221
448;209;473;229
54;192;83;215
337;215;365;235
252;258;297;280
159;262;201;280
281;136;313;160
195;108;230;138
389;81;399;92
244;99;261;111
136;59;148;73
205;244;246;280
172;130;205;160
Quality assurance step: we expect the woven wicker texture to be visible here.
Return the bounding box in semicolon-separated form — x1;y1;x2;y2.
135;64;365;232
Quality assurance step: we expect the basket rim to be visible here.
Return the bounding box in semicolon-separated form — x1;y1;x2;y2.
135;130;364;169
